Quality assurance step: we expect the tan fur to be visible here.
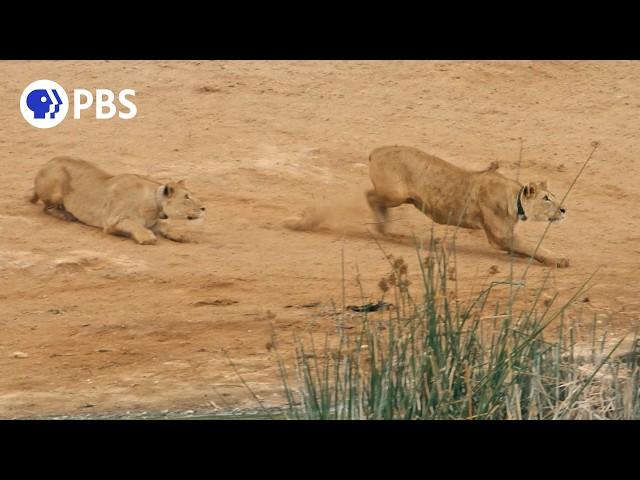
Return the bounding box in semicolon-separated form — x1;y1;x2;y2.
31;156;205;244
366;146;569;267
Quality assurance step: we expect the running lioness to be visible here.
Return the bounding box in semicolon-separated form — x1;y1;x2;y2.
366;146;569;267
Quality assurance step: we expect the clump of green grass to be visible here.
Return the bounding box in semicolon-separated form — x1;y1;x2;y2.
273;234;639;420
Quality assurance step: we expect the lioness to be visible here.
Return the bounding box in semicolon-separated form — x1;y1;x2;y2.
366;146;569;267
30;156;205;244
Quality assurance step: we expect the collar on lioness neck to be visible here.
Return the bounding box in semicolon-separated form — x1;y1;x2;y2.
156;186;168;219
516;186;527;221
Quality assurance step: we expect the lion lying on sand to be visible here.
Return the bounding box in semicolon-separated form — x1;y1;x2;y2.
30;156;205;244
366;146;569;267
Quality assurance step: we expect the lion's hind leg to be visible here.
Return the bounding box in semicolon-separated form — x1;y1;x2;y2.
366;189;409;234
366;189;390;233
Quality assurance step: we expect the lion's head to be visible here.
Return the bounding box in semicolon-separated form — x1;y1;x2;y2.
519;181;566;223
158;180;205;220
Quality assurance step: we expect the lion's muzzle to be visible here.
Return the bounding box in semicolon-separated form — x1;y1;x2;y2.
549;207;566;223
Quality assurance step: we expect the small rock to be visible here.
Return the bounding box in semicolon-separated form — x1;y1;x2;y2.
557;164;567;172
47;309;64;315
346;301;393;313
489;265;500;275
300;302;320;308
198;85;221;93
192;299;238;307
12;352;29;359
81;403;95;408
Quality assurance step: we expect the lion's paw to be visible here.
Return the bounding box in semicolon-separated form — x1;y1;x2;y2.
546;256;570;268
135;231;158;245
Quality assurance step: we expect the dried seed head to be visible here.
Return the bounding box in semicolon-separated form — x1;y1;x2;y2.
393;257;405;270
447;266;457;281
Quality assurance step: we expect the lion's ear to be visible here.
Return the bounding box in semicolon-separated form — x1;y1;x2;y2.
163;184;174;197
539;181;548;190
523;182;537;198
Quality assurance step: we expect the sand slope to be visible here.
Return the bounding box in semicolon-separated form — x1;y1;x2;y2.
0;61;638;417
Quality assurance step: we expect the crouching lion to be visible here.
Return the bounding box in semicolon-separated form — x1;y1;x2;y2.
366;146;569;267
30;156;205;244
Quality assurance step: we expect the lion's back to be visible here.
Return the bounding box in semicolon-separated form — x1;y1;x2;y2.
368;146;468;201
33;157;159;229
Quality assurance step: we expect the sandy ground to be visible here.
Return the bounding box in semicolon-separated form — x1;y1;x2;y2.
1;61;639;418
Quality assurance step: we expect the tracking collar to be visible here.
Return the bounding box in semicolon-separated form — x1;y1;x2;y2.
156;186;169;219
516;186;527;221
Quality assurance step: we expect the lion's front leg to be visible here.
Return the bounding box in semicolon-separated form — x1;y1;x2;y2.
508;234;570;268
105;218;157;245
153;220;189;243
481;212;569;268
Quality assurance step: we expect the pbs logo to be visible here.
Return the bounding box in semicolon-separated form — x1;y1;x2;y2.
20;80;69;129
20;79;137;129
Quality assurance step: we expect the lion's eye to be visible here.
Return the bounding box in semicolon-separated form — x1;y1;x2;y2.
185;194;190;199
543;195;550;202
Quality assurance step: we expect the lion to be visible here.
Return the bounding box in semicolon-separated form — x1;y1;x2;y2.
30;156;205;244
366;146;569;267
